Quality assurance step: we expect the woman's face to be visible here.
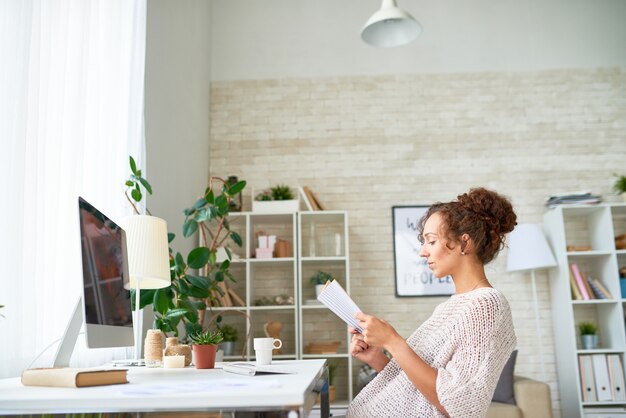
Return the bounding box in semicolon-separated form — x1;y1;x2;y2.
418;212;461;278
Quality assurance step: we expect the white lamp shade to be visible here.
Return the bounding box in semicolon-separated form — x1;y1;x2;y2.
122;215;171;289
507;223;557;272
361;0;422;48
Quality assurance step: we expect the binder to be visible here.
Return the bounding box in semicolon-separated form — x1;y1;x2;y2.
580;355;598;401
607;354;626;401
592;354;613;401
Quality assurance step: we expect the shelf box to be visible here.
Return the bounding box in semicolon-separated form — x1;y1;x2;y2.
252;200;299;213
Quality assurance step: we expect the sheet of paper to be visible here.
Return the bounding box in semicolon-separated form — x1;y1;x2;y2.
118;378;281;396
316;280;363;333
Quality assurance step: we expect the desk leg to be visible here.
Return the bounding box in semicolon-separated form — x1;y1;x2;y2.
319;366;330;418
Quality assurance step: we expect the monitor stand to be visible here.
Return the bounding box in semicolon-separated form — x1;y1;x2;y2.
53;298;145;368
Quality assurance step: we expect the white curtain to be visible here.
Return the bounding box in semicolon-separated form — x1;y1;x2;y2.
0;0;147;378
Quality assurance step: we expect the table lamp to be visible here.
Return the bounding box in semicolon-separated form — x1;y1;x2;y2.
122;215;170;364
507;223;557;380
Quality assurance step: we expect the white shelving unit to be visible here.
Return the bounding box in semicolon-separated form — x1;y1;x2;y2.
544;203;626;418
204;210;353;408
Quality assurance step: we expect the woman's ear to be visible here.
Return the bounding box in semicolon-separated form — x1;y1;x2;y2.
460;233;471;254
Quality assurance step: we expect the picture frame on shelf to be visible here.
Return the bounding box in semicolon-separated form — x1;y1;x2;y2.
391;206;454;297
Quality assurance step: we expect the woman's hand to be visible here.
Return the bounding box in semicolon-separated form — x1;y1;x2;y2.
355;312;403;351
349;327;381;364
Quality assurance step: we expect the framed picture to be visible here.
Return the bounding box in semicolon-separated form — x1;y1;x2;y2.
392;206;455;297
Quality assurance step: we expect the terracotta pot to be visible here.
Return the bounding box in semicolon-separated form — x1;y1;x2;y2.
192;344;218;369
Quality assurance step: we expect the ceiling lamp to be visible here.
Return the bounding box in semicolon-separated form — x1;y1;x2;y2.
361;0;422;48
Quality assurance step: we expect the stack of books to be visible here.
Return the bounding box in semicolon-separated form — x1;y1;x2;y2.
545;191;601;208
569;263;613;300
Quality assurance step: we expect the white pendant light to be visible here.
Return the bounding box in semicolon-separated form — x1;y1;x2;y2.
361;0;422;48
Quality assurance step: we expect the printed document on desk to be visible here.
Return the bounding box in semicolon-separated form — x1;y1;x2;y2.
223;362;297;376
317;280;363;333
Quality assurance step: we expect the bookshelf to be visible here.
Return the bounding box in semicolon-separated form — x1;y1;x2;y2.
204;210;354;408
544;203;626;418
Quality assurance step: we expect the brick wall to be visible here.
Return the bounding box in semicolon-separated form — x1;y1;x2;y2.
209;68;626;415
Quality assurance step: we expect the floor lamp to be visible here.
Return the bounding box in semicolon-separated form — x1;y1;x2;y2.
507;223;557;381
122;215;170;364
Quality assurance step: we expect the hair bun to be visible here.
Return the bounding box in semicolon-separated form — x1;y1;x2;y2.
457;187;517;235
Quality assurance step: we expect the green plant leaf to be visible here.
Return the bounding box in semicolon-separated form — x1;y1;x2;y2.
178;300;198;323
185;322;202;337
194;197;207;209
164;308;188;321
168;232;175;243
187;274;209;289
188;285;210;299
129;156;138;175
153;288;171;315
131;188;142;202
175;252;186;273
188;247;210;269
209;249;217;266
215;194;228;211
193;209;209;223
183;219;198;238
214;271;225;282
130;288;157;310
205;189;215;204
230;232;242;247
228;180;246;196
220;259;230;271
138;177;152;194
125;180;133;187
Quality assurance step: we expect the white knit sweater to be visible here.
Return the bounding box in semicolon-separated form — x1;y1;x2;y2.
347;287;516;418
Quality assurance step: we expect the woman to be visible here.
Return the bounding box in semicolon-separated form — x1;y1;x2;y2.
347;187;518;418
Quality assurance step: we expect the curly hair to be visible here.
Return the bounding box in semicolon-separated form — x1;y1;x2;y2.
417;187;517;264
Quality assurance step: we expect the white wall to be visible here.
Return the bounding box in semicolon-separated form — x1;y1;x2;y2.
210;0;626;81
144;0;212;258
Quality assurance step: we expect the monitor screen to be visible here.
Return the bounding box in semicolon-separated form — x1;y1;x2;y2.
78;197;134;348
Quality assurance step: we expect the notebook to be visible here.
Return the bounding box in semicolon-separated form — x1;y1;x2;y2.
222;362;297;376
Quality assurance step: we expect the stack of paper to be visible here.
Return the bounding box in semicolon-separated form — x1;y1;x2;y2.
316;280;363;333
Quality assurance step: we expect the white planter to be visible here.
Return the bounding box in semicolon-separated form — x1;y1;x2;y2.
315;284;325;298
252;199;300;213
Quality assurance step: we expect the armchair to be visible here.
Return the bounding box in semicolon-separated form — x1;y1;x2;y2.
487;375;553;418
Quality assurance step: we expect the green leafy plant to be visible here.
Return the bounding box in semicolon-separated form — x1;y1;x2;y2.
309;270;333;286
328;361;338;386
218;324;238;342
578;321;598;336
0;304;5;319
188;329;224;346
254;184;294;201
613;173;626;195
126;156;247;338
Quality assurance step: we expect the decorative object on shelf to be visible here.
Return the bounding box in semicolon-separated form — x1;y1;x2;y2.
616;234;626;250
252;184;299;213
612;173;626;200
164;337;192;366
218;324;238;356
316;361;338;404
188;329;224;369
144;329;164;368
253;295;294;306
545;191;602;208
264;320;284;354
578;321;599;349
357;364;378;390
274;238;292;258
309;270;334;297
123;156;247;338
361;0;422;48
255;233;276;259
162;355;185;368
507;223;557;380
305;340;341;354
567;245;593;252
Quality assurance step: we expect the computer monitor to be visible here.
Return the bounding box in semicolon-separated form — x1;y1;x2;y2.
53;197;134;367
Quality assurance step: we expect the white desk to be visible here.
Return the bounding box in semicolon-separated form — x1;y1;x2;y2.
0;359;329;417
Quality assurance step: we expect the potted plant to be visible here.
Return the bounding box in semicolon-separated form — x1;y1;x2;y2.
125;156;246;338
309;270;333;297
613;173;626;201
219;324;238;356
252;184;299;213
189;329;224;369
578;321;598;349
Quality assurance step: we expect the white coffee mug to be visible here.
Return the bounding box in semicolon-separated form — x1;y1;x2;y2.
254;337;282;366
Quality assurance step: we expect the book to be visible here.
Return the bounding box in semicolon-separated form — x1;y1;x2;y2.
607;354;626;401
303;186;321;211
592;354;613;401
21;367;128;388
228;288;246;306
593;279;613;299
570;270;583;300
571;264;591;300
587;276;607;299
222;362;296;376
316;280;363;333
298;187;314;211
579;355;598;401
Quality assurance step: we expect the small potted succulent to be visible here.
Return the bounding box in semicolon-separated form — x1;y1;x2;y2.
219;324;238;357
188;329;224;369
578;321;598;349
309;270;333;297
253;184;299;213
